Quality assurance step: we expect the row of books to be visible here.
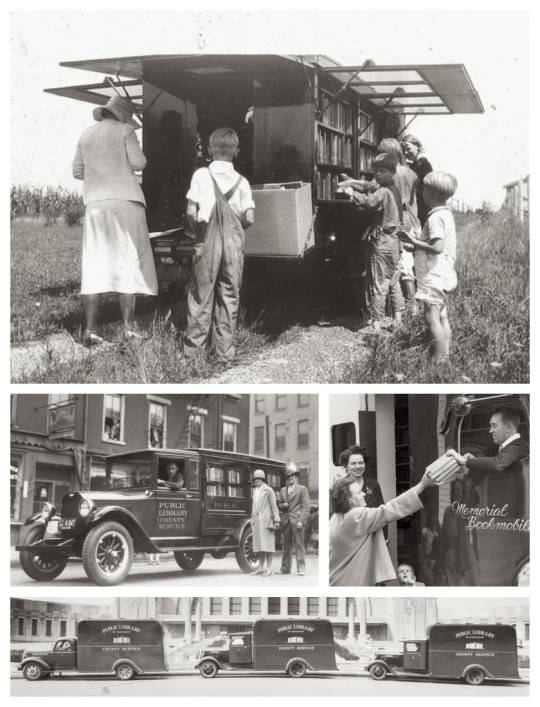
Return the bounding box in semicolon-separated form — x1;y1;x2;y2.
316;170;341;200
207;466;244;484
358;110;377;145
207;484;246;498
358;144;376;172
317;127;353;168
318;90;353;132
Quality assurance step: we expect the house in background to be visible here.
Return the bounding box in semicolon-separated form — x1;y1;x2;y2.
10;394;249;545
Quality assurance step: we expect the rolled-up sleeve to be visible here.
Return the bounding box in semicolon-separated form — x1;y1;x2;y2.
72;142;84;180
124;126;147;171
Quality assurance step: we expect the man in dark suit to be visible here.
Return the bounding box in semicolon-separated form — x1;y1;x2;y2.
276;464;310;576
448;406;529;474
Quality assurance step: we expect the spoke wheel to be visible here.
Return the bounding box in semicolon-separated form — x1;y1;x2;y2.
82;521;133;586
19;526;68;581
235;527;258;573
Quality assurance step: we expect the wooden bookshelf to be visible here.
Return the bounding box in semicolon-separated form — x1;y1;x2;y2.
316;89;353;200
357;108;378;173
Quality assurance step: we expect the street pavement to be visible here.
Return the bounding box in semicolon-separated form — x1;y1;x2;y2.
10;550;319;587
10;672;529;697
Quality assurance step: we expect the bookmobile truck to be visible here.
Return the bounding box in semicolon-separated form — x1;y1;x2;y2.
45;54;483;304
19;620;167;681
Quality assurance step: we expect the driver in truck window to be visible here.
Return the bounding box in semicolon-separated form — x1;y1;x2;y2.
158;461;186;490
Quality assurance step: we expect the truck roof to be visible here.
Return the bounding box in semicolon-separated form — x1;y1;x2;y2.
45;53;483;116
104;447;286;465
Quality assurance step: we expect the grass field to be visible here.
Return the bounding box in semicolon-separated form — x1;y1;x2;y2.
10;210;529;383
337;211;529;384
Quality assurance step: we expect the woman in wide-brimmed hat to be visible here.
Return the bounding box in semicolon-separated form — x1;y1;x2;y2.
72;95;158;345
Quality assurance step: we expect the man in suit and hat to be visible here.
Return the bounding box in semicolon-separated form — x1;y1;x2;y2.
277;464;310;576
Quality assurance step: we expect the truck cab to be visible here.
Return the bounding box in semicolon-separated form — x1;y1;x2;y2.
17;448;285;586
19;638;78;680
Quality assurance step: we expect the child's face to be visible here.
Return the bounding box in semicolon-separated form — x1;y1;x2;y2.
423;185;446;207
401;141;419;160
374;167;394;185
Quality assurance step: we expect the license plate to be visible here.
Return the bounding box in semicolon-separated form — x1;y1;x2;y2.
60;518;76;530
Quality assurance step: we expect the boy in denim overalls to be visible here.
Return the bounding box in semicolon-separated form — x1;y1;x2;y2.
183;128;255;360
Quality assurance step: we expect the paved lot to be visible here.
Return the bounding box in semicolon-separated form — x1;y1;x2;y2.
10;551;319;587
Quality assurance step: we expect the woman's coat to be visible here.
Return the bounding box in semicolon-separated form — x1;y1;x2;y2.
329;488;423;586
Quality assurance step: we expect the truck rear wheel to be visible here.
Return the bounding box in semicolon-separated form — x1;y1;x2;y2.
19;526;68;581
199;660;218;678
116;663;136;681
173;551;205;571
287;661;307;678
369;664;388;681
81;521;133;586
464;667;485;685
23;662;44;681
235;527;258;573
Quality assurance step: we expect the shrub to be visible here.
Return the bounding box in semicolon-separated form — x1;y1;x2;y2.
334;641;360;661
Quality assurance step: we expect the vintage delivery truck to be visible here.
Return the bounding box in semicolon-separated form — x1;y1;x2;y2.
19;619;167;681
367;623;521;685
197;618;337;678
45;54;483;303
16;448;285;586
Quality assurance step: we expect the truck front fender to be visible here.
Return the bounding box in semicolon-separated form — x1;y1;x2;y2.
366;660;396;675
197;656;227;671
20;657;52;672
87;507;158;553
232;517;252;541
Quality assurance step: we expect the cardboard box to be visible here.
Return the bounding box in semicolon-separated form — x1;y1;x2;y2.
246;183;314;257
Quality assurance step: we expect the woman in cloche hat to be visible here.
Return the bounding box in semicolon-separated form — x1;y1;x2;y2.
72;95;158;345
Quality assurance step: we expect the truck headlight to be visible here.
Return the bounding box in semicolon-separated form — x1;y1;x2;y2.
79;498;94;517
41;502;56;521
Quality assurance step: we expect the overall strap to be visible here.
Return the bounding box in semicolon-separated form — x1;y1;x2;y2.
208;169;243;202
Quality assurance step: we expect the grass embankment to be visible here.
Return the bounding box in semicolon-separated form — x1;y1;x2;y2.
338;211;529;383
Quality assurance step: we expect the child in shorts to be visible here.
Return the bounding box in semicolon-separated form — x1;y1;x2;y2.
183;128;255;361
399;172;458;359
